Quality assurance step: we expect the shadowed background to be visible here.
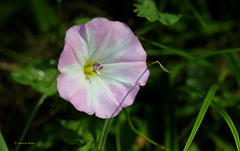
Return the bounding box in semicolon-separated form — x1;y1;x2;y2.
0;0;240;150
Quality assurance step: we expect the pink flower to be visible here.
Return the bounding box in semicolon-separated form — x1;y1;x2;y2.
57;18;149;118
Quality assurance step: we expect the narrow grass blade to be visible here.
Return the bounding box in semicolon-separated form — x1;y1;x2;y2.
199;48;240;59
139;37;195;61
223;53;240;88
211;102;240;151
0;131;9;151
183;84;220;151
182;0;207;28
139;37;219;74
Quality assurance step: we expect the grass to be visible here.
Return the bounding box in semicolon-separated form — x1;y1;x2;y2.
0;131;9;151
183;84;220;151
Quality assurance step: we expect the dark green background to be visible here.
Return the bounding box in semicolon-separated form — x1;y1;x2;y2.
0;0;240;150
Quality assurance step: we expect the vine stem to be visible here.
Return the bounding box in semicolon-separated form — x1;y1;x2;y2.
15;92;48;151
98;118;113;151
15;76;57;151
124;109;166;150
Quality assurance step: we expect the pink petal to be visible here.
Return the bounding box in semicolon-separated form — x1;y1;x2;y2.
66;74;140;118
58;43;81;73
105;81;140;117
81;18;112;60
82;18;147;64
101;62;150;86
69;86;93;115
57;71;85;101
68;76;116;118
64;25;88;66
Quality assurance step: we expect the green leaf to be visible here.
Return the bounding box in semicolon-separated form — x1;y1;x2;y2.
134;0;181;25
134;0;158;22
0;131;9;151
183;84;220;151
11;59;59;96
159;13;182;26
211;102;240;151
60;120;97;150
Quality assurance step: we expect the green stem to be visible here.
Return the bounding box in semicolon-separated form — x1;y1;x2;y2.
115;119;122;151
98;118;113;151
15;76;57;151
124;109;166;150
183;0;207;28
15;92;48;151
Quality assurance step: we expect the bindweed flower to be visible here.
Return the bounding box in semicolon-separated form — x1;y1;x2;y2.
57;18;149;118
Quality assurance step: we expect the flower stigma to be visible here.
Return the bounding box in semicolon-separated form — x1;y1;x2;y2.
83;61;103;77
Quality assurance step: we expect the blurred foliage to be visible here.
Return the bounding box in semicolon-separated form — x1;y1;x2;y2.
11;59;58;96
0;0;240;151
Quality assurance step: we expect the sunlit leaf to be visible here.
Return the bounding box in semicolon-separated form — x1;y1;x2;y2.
134;0;158;22
134;0;181;25
11;59;58;96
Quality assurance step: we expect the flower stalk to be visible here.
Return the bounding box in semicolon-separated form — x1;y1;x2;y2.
98;118;113;151
15;76;57;151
